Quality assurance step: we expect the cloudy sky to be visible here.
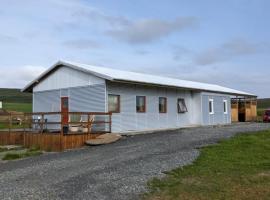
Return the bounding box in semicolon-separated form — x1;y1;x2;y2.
0;0;269;97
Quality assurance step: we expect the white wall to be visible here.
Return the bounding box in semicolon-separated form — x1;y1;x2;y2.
33;66;105;92
107;82;202;133
201;92;231;125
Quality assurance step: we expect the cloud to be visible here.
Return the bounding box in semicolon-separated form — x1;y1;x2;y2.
71;7;131;27
0;65;46;88
194;39;262;65
62;39;101;49
107;17;198;44
171;45;192;61
0;34;19;44
134;49;150;55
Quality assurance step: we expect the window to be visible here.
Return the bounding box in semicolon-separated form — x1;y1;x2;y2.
108;94;120;113
136;96;146;112
177;98;188;113
209;99;214;114
159;97;167;113
223;100;228;114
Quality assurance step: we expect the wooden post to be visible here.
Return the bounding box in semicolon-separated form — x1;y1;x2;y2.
23;113;26;146
87;114;90;135
41;113;44;133
109;112;112;133
8;113;12;143
60;112;63;151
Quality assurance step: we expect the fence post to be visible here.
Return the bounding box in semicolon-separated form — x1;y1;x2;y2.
109;112;112;133
87;114;90;135
8;113;12;143
41;113;44;133
23;113;26;146
60;112;63;151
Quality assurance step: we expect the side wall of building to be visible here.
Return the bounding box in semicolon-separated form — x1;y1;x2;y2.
32;66;107;130
33;66;105;92
201;92;231;125
107;82;202;133
33;84;106;112
33;84;106;130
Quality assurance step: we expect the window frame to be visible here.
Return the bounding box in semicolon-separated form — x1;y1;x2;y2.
136;96;146;113
177;98;188;113
223;99;228;114
159;97;167;113
108;94;120;113
209;99;214;115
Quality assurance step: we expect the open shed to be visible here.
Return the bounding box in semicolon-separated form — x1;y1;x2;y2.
231;98;257;122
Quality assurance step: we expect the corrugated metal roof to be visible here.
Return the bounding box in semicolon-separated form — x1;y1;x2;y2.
22;60;256;97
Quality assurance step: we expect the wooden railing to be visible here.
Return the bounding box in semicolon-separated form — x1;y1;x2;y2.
0;112;112;151
0;112;112;135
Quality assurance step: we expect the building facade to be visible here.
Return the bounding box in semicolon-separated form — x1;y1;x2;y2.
23;61;254;133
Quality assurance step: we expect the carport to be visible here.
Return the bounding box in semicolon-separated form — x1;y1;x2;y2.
231;98;257;122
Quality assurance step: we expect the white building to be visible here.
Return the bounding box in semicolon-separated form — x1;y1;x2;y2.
22;61;256;133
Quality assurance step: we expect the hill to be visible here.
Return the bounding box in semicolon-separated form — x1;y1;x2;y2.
0;88;32;103
0;88;32;112
257;98;270;109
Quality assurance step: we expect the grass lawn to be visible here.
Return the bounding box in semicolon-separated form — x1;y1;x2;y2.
144;130;270;200
1;147;42;161
3;102;32;113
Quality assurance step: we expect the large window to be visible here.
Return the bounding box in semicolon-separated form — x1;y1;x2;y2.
223;100;228;114
177;98;188;113
108;94;120;113
159;97;167;113
136;96;146;113
209;99;214;114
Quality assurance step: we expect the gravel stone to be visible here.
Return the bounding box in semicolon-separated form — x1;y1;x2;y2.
0;123;269;200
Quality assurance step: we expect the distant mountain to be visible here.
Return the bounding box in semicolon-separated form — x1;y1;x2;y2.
0;88;32;103
257;98;270;109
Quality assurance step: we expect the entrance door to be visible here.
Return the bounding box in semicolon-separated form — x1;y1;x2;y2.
61;97;69;124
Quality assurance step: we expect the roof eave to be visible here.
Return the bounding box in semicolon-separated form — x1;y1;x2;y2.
111;79;257;98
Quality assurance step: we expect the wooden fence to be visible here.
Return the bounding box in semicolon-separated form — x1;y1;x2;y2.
0;112;112;151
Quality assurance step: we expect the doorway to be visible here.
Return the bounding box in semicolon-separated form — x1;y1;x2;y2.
61;97;69;125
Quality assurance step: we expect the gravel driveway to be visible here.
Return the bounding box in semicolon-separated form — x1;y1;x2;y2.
0;123;270;200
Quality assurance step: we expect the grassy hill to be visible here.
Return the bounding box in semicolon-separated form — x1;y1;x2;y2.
0;88;32;112
0;88;32;103
257;98;270;109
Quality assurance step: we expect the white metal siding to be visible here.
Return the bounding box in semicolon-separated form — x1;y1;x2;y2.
33;84;106;131
33;90;61;112
33;84;106;113
107;82;202;133
69;84;106;112
33;66;105;92
201;93;231;125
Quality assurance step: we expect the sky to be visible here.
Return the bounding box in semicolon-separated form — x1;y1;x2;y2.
0;0;269;97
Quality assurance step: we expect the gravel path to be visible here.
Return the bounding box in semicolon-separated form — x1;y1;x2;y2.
0;123;269;200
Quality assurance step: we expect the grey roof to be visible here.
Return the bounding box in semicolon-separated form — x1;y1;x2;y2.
22;60;256;97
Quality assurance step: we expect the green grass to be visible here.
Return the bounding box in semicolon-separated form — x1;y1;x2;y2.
3;102;32;113
257;98;270;110
144;130;270;200
0;147;9;152
2;147;42;160
0;88;32;103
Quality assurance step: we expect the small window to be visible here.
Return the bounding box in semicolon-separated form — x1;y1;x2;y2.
136;96;146;113
108;94;120;113
159;97;167;113
178;98;188;113
209;99;214;114
223;100;228;114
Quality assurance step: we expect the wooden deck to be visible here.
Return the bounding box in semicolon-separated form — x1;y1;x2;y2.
0;112;112;151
